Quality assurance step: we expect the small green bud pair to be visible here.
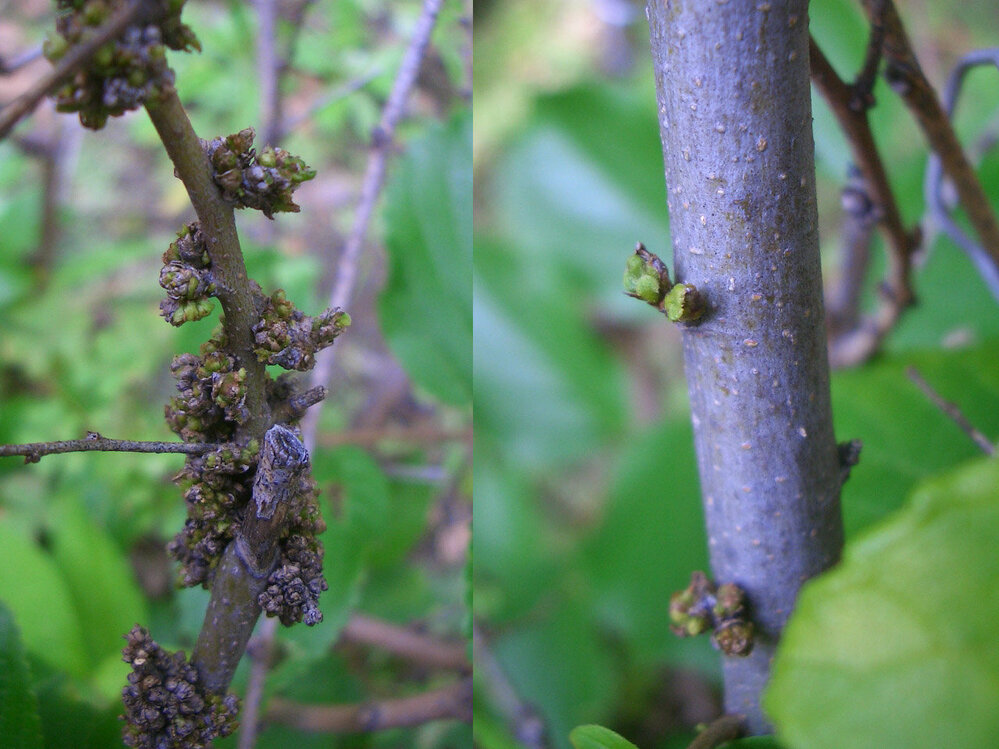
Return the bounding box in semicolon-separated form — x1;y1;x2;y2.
623;243;705;323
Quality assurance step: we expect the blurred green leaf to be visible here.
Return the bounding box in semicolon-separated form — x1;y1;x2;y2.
33;675;121;749
832;341;999;533
570;724;639;749
0;521;88;680
766;456;999;749
380;112;472;406
47;492;149;677
720;738;785;748
0;600;44;749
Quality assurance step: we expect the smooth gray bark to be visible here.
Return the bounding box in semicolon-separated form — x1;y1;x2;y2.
646;0;844;732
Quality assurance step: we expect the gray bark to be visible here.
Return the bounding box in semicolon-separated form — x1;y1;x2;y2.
646;0;844;732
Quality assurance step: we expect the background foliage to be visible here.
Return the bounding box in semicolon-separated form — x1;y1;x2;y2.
0;0;470;746
473;0;999;747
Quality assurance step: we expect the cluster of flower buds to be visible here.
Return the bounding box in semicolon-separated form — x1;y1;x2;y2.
159;223;216;326
202;128;316;218
623;242;705;323
44;0;199;129
669;571;754;657
165;340;247;442
258;532;328;626
121;625;239;749
252;289;351;371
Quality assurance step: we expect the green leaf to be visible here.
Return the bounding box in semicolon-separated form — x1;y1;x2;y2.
832;342;999;533
720;738;785;748
765;456;999;749
0;521;89;680
569;725;639;749
48;492;149;674
380;111;471;406
0;600;43;749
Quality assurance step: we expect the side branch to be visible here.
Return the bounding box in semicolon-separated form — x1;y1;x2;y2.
0;435;223;463
144;88;271;439
867;0;999;272
809;35;922;366
0;0;143;140
264;678;472;733
340;613;471;672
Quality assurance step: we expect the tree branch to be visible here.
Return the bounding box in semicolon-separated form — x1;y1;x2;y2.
809;34;922;367
340;613;470;672
687;714;744;749
190;425;309;693
144;87;272;440
867;0;999;276
0;435;224;463
300;0;445;451
264;678;472;733
0;0;144;140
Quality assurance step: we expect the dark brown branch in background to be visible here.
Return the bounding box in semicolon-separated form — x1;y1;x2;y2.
340;612;470;672
868;0;999;274
686;714;745;749
0;0;143;140
905;367;995;455
0;435;223;463
254;0;282;147
265;677;472;733
810;34;923;368
320;424;473;449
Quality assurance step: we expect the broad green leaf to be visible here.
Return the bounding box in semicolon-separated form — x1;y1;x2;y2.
0;600;43;749
832;342;999;533
766;456;999;749
34;676;122;749
569;725;639;749
48;492;149;672
0;521;88;679
380;112;471;406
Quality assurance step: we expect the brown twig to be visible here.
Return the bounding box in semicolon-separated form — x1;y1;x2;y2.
299;0;445;451
254;0;282;147
686;714;745;749
144;87;272;440
0;0;144;140
867;0;999;274
810;34;922;367
905;366;995;455
0;435;224;463
264;677;472;733
319;424;472;449
340;613;470;672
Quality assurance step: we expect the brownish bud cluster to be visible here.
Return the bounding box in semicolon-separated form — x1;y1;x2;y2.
259;532;328;626
159;223;216;326
252;289;351;371
202;128;317;218
121;625;238;749
45;0;200;129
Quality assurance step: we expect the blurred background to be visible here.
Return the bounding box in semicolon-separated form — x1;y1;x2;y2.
472;0;999;747
0;0;470;747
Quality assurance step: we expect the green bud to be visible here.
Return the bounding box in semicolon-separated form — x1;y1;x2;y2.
633;274;662;304
665;283;705;323
43;34;69;62
713;619;754;657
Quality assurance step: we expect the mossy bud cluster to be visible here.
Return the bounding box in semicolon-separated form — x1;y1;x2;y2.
45;0;200;129
159;223;216;326
252;289;351;371
623;242;705;323
669;571;754;657
203;128;317;218
121;625;239;749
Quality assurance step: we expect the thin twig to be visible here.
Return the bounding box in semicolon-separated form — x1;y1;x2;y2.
851;0;885;109
0;0;144;140
300;0;444;452
924;48;999;299
905;366;995;455
319;424;472;449
473;623;548;749
867;0;999;277
282;69;383;135
340;613;470;672
264;677;472;733
810;34;922;367
254;0;282;147
686;714;745;749
0;46;44;75
237;617;279;749
0;435;223;463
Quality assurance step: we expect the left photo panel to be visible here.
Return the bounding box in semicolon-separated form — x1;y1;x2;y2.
0;0;471;746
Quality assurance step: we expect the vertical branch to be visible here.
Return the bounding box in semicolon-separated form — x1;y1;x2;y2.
646;1;844;731
144;88;272;439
